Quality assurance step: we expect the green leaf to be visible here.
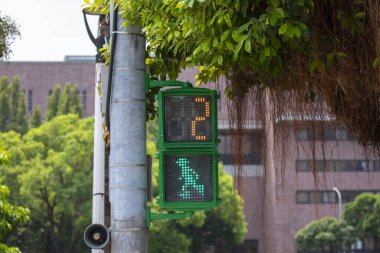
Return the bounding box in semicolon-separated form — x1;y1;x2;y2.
264;47;271;56
233;37;246;60
279;23;288;35
373;57;380;68
355;12;366;19
146;58;156;65
221;30;231;42
309;59;318;73
224;14;232;27
168;33;173;41
336;52;348;58
241;0;248;17
213;37;218;47
232;30;241;43
226;41;234;51
298;22;308;31
269;14;278;26
285;23;294;37
327;52;335;62
218;55;223;65
259;50;267;63
271;37;280;49
273;8;286;19
244;40;251;53
271;0;279;7
294;27;301;38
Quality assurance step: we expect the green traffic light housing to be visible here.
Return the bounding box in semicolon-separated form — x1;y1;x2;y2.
157;88;219;149
157;149;220;211
156;87;220;211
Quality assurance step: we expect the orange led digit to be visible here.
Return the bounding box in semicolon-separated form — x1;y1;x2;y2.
192;97;210;140
164;95;212;142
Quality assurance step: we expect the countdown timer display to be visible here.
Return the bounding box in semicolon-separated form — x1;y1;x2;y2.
164;155;213;202
164;95;212;142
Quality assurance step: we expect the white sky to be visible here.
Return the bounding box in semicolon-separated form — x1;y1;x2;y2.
2;0;99;61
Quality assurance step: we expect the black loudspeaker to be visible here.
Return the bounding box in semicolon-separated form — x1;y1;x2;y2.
83;223;110;249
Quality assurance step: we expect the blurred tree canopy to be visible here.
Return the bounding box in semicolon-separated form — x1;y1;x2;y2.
0;12;20;61
0;76;28;134
0;114;93;253
0;184;30;253
343;193;380;250
295;217;356;252
0;149;30;253
47;84;83;120
296;193;380;251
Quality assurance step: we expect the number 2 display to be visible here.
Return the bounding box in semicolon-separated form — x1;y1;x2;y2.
164;95;211;142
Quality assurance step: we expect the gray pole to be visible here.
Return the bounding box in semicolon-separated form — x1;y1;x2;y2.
333;186;342;220
109;8;147;253
92;63;105;253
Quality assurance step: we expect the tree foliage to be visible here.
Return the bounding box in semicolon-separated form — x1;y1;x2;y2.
296;193;380;251
0;183;30;253
47;83;83;120
343;193;380;248
0;115;93;253
0;12;20;61
46;85;61;121
30;106;42;128
84;0;380;154
295;217;356;252
0;76;28;134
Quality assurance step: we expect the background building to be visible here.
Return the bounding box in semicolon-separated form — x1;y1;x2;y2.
0;56;96;117
1;60;379;253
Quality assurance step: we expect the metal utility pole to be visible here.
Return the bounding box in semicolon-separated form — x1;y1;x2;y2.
82;9;110;252
333;186;342;220
109;7;147;253
92;64;106;253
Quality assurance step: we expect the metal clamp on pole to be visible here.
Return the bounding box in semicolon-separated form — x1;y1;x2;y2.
145;74;193;93
146;206;194;229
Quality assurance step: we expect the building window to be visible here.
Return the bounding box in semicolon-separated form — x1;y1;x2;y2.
296;190;379;204
296;160;380;173
218;129;262;165
28;90;33;112
296;191;310;203
49;89;52;96
82;90;87;111
297;126;354;141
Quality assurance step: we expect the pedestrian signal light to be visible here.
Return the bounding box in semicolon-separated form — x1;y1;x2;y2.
157;150;219;211
157;88;220;211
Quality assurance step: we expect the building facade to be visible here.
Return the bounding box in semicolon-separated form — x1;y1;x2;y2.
1;60;379;253
0;58;96;118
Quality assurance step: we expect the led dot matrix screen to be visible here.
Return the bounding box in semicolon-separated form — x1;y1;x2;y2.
164;95;212;142
164;155;213;202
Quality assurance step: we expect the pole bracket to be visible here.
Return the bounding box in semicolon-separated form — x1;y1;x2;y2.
146;206;194;229
145;74;193;93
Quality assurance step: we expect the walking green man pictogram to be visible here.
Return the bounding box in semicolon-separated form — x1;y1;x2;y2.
176;158;205;200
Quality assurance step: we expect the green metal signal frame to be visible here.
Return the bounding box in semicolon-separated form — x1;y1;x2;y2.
146;207;194;229
145;76;221;224
157;88;219;149
157;149;220;211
